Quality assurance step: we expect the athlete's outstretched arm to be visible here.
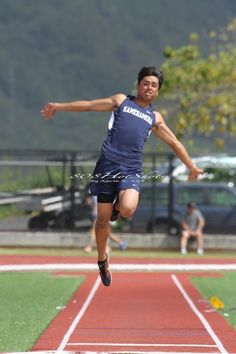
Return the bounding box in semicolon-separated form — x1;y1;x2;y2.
152;112;204;181
41;93;126;120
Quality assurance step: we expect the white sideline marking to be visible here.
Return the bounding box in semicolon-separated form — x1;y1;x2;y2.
56;276;101;352
68;342;217;348
1;351;220;354
171;274;228;354
4;352;75;354
0;263;236;272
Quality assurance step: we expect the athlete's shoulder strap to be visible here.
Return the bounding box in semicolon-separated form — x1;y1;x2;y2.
126;95;135;101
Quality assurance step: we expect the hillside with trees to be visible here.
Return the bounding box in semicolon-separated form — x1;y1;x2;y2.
157;18;236;153
0;0;236;152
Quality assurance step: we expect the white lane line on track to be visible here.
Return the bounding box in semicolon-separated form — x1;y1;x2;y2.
1;351;221;354
4;352;75;354
56;275;101;352
0;263;236;272
67;342;217;348
171;274;228;354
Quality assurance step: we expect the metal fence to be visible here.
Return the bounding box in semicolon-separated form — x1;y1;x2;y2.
0;149;175;232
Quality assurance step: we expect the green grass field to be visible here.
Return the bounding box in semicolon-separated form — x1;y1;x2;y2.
0;272;84;352
1;246;236;258
192;272;236;330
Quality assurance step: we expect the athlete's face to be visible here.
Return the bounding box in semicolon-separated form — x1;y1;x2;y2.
137;76;159;102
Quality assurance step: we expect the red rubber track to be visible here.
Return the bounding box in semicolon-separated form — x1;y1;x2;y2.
0;253;236;265
0;255;236;265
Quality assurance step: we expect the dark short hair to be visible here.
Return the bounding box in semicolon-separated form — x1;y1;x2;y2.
187;202;196;208
137;66;164;90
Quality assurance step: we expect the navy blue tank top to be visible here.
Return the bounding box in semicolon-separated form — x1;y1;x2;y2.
101;95;156;169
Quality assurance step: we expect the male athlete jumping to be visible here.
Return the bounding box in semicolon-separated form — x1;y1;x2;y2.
42;66;203;286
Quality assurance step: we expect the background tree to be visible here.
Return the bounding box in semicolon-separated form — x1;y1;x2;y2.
158;18;236;150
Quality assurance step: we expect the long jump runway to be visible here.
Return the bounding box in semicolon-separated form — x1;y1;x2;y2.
33;271;236;353
1;255;236;354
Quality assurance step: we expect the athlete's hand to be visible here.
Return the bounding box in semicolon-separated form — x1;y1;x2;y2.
41;103;57;120
188;165;204;181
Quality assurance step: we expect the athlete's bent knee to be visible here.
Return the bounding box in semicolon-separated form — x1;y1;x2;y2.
119;205;135;218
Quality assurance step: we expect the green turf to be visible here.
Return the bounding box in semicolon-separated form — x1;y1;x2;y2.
191;272;236;330
0;246;236;259
0;272;84;352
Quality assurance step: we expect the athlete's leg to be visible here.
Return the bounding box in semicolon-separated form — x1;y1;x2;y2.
95;202;113;261
110;188;139;221
118;188;139;218
110;168;141;220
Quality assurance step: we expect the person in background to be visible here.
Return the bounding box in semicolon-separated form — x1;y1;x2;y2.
84;195;127;253
180;202;205;255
